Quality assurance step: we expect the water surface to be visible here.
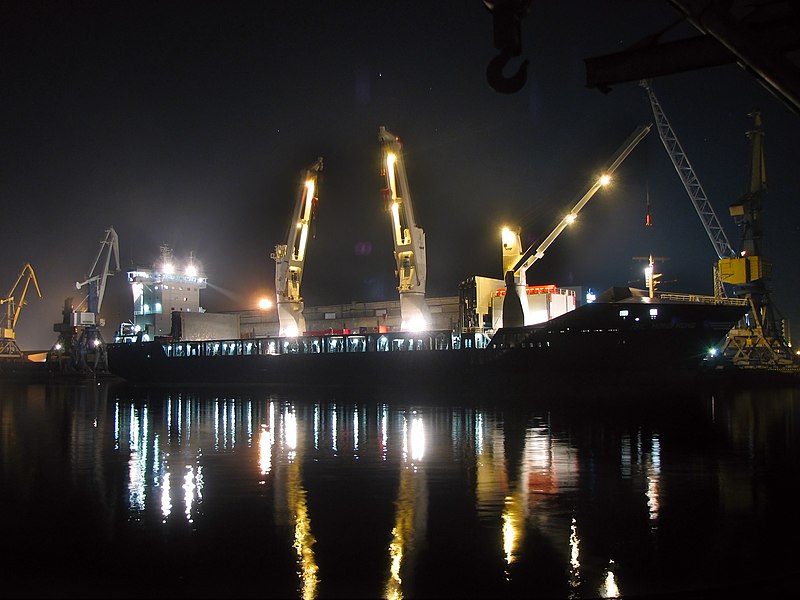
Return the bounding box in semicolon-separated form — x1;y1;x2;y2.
1;380;798;598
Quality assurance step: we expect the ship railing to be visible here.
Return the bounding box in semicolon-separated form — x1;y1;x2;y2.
161;329;466;358
659;293;749;306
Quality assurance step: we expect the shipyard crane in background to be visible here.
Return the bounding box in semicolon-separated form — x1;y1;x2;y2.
0;263;42;360
642;80;795;368
50;227;120;373
501;123;652;328
379;126;432;332
271;157;323;337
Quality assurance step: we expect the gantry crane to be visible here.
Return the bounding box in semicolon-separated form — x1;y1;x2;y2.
0;263;42;359
50;227;120;373
501;124;652;328
642;80;795;368
379;126;432;331
271;158;323;337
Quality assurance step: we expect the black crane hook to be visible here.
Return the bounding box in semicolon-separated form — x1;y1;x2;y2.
487;49;530;94
484;0;532;94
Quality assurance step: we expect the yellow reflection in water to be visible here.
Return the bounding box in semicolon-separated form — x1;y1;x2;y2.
599;560;621;598
283;405;319;600
568;517;581;598
386;412;427;600
502;494;523;564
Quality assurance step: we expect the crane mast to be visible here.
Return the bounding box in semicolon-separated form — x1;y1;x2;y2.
51;227;120;373
379;126;431;331
502;124;652;327
272;157;323;337
0;262;42;359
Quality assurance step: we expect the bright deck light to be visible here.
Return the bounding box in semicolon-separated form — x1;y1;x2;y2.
501;226;517;248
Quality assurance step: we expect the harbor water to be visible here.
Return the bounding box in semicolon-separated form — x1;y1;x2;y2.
1;379;798;598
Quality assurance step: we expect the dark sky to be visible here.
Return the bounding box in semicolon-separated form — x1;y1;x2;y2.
3;1;799;351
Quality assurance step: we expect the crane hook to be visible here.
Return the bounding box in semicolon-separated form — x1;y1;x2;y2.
487;49;529;94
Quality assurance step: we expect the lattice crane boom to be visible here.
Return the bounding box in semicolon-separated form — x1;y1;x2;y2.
641;79;737;261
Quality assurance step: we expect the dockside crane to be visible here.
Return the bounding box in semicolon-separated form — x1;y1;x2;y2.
0;263;42;359
501;123;652;327
720;112;795;367
50;227;120;373
642;80;794;368
271;157;323;337
379;126;432;331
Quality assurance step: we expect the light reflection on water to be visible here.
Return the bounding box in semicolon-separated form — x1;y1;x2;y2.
1;381;799;598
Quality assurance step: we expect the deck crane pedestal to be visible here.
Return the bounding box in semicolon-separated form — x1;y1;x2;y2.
642;80;795;369
379;126;432;331
0;263;42;359
271;158;323;337
50;227;120;373
501;124;652;328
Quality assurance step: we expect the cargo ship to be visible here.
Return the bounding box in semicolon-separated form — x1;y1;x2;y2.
106;287;749;388
103;126;781;388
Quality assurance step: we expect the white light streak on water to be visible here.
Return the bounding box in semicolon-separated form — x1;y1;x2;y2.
568;517;581;598
285;406;298;462
353;406;359;454
599;560;621;598
259;425;273;476
331;404;338;454
410;413;425;464
167;396;173;445
161;470;171;521
380;404;388;461
313;404;320;450
183;466;196;522
647;433;661;527
214;399;220;451
230;399;236;449
114;401;120;450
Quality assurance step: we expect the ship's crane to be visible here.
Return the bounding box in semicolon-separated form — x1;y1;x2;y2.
379;126;432;332
51;227;120;373
0;263;42;359
642;80;794;368
271;157;323;337
501;124;652;328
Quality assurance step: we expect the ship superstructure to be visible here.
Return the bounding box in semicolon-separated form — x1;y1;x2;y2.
121;245;207;341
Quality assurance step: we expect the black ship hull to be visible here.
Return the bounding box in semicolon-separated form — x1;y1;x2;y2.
107;294;749;389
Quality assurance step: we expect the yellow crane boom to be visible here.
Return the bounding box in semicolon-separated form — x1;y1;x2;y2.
1;262;42;358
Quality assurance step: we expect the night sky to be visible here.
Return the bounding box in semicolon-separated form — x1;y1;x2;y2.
3;1;799;351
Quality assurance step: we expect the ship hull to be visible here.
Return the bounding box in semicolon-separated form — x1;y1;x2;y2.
107;297;749;389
